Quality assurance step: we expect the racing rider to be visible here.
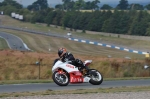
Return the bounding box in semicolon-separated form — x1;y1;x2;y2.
54;48;89;73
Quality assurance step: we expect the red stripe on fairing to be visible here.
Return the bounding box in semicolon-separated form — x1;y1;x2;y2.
69;71;82;76
69;71;84;83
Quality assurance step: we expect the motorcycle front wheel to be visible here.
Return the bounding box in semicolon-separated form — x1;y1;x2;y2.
89;69;103;85
52;71;70;86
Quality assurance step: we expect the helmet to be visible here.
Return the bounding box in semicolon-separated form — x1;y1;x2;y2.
58;48;67;58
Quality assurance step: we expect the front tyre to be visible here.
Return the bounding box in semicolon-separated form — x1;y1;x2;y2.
89;69;103;85
52;71;70;86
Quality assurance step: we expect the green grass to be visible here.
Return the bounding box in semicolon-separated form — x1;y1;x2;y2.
0;29;145;59
0;38;9;49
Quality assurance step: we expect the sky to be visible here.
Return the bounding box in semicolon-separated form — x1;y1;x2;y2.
0;0;149;7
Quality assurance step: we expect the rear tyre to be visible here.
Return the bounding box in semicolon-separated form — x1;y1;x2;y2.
52;71;70;86
89;69;103;85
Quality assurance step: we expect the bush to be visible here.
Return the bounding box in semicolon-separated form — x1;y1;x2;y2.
123;71;133;77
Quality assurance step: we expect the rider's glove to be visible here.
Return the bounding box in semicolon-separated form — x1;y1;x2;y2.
76;59;83;65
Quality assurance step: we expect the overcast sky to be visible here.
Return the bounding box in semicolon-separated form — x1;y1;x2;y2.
0;0;149;7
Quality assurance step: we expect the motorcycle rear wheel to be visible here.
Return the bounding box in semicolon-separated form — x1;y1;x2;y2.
52;71;70;86
89;69;103;85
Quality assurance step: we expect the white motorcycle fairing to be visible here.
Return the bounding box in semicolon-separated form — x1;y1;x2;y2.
52;60;91;83
52;61;79;73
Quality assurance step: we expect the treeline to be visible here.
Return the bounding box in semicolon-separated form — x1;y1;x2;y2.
55;0;150;10
0;0;150;36
55;0;100;11
33;10;150;36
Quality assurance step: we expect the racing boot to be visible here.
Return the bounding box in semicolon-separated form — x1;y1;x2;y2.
82;65;90;75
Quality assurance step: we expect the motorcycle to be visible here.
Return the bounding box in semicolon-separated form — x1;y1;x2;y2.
52;60;103;86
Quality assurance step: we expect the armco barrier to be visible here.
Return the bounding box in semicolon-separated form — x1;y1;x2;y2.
68;38;148;55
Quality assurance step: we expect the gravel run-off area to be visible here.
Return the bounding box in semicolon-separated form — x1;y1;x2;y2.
2;91;150;99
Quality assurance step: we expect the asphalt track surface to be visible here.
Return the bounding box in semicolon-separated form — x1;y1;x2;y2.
0;79;150;93
0;31;28;51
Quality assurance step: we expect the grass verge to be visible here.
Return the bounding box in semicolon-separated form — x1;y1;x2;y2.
0;38;9;49
0;80;53;85
0;86;150;98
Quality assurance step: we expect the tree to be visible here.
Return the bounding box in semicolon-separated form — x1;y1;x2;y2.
45;11;56;26
0;2;2;6
27;4;38;11
37;0;48;10
78;12;90;30
86;11;103;31
67;12;74;29
84;1;92;9
102;18;114;33
52;10;64;26
0;0;23;9
145;4;150;10
116;0;129;10
91;0;100;10
129;11;149;35
31;10;48;23
129;4;144;10
55;4;63;10
67;1;75;10
74;0;85;10
117;12;130;33
60;0;100;10
146;27;150;36
101;4;112;10
18;8;30;15
0;5;17;15
27;0;48;11
102;10;129;34
62;0;71;10
62;0;71;4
